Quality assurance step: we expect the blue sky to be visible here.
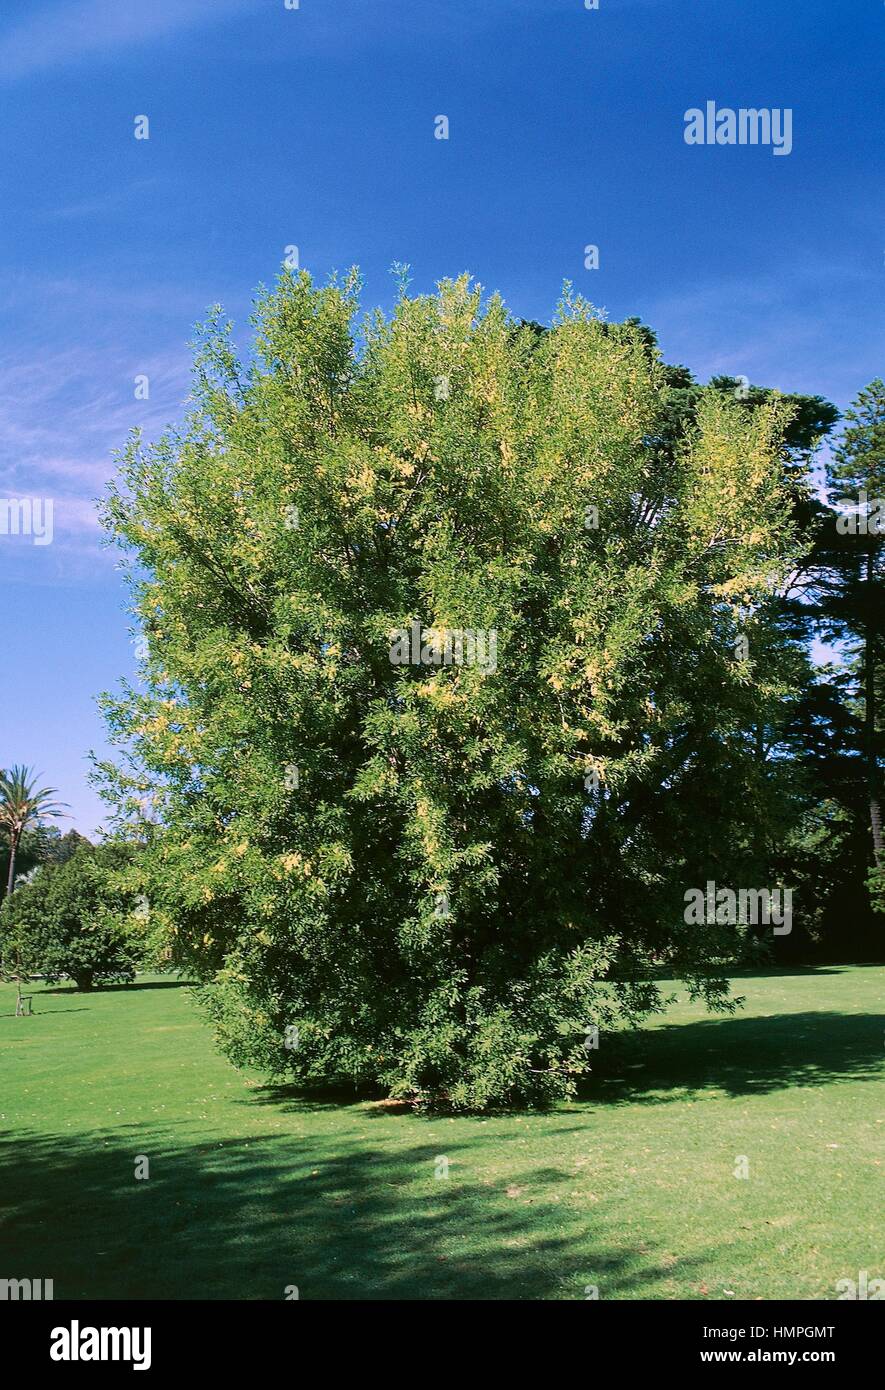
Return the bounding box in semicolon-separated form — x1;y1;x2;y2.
0;0;882;834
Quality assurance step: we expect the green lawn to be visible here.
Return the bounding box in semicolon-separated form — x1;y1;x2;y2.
1;966;882;1300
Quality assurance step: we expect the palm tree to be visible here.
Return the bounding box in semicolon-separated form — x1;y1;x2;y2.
0;766;67;899
0;767;67;1014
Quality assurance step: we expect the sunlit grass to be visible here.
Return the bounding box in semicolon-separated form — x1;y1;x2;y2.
1;966;882;1300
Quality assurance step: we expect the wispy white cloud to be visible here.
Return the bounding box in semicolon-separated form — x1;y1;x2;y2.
0;0;667;84
0;342;191;548
37;179;159;223
0;270;223;326
0;0;258;83
639;258;884;409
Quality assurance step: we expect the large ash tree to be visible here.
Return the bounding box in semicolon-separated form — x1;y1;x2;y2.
98;271;804;1108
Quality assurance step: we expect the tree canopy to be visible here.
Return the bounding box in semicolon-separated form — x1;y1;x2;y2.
96;272;833;1107
0;841;144;992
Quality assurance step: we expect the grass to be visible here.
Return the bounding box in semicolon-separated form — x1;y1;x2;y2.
1;965;883;1300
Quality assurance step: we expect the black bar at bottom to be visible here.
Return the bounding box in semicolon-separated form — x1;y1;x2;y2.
0;1298;879;1374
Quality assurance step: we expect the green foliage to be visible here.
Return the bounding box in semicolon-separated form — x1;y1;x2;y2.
0;842;145;991
43;828;94;867
0;765;67;900
788;380;885;934
0;827;92;895
0;826;50;892
98;272;808;1107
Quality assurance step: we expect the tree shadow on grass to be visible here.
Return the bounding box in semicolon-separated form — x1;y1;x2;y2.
243;1080;380;1113
39;979;197;996
0;1128;710;1301
584;1011;885;1104
0;1007;91;1020
244;1007;885;1119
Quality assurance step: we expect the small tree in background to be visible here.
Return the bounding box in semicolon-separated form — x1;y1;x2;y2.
0;842;144;993
0;766;68;1013
97;271;808;1108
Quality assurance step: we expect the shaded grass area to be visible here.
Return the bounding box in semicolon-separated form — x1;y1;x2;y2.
1;967;883;1300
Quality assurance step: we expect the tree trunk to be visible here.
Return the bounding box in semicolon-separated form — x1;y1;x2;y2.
6;830;26;1015
5;828;19;899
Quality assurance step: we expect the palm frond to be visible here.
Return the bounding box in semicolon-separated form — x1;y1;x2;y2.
0;765;69;836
